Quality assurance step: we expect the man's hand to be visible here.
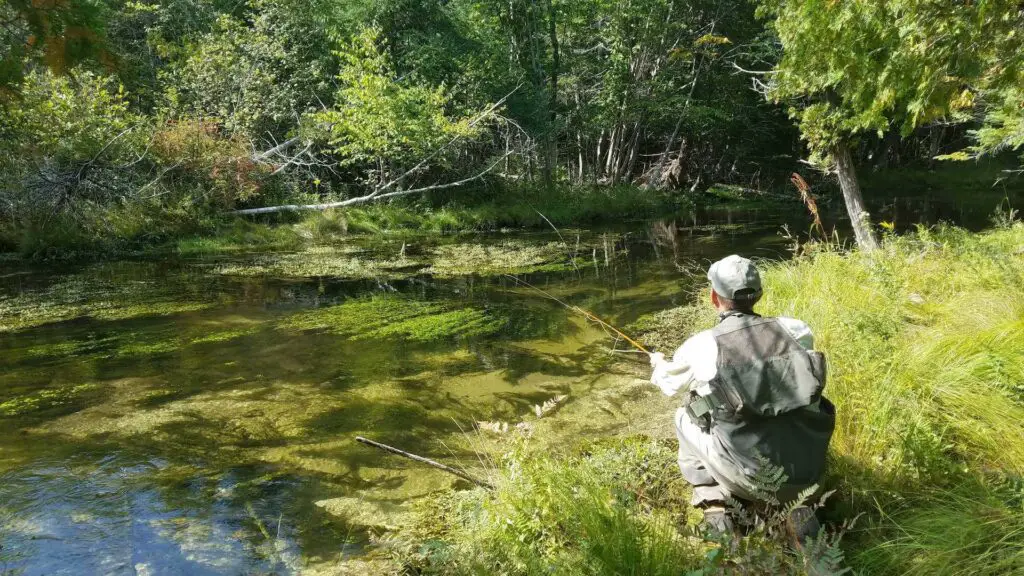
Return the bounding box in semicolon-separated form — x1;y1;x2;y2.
649;351;666;367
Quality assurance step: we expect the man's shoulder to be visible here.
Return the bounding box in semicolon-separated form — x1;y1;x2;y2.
675;329;717;358
774;316;811;330
773;316;814;349
680;328;716;347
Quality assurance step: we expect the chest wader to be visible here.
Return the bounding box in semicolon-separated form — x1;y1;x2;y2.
683;312;836;503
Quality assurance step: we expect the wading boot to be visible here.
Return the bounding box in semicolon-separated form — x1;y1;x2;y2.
786;505;821;545
701;505;734;538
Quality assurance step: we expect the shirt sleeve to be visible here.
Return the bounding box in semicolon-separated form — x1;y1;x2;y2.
777;317;814;350
650;330;718;397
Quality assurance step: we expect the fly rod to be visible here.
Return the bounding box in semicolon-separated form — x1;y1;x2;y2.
354;436;495;490
503;274;650;355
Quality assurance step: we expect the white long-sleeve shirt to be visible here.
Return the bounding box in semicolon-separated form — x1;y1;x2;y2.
650;317;814;397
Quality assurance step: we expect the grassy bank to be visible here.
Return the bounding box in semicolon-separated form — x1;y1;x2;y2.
382;222;1024;575
2;184;687;260
176;184;686;257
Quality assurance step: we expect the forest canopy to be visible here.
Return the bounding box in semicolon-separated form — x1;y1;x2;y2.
0;0;1022;254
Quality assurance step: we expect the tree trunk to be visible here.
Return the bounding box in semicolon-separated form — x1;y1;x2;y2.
646;118;682;190
604;125;618;177
833;141;879;251
544;0;559;186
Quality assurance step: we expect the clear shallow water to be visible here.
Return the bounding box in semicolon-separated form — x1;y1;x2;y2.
0;191;1013;574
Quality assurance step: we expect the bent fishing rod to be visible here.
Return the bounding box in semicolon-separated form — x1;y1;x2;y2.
502;274;650;355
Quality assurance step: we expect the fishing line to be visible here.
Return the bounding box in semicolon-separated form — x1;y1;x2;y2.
503;274;650;355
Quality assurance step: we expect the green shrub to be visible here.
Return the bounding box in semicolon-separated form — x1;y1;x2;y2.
393;437;705;575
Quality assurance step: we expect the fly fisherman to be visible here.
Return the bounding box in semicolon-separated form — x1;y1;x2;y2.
649;255;835;536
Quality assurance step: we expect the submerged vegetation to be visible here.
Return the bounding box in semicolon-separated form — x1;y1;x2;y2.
426;242;585;277
280;296;510;342
385;222;1024;575
0;269;216;332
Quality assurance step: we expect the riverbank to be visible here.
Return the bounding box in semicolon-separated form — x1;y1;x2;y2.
1;183;700;260
6;158;1019;262
375;222;1024;575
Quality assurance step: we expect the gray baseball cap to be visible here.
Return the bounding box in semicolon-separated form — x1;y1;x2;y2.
707;255;762;300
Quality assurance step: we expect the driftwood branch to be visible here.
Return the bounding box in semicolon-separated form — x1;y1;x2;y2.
252;136;302;163
232;149;517;215
354;436;494;490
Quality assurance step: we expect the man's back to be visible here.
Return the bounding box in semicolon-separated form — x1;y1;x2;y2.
706;312;835;496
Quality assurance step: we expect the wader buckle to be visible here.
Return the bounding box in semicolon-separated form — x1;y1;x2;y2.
684;390;726;432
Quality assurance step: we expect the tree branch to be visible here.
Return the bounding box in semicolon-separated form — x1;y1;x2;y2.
231;149;519;215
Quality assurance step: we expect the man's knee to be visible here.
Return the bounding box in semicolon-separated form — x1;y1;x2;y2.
678;453;716;486
675;412;758;502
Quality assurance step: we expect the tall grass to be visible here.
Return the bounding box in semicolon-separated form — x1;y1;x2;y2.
392;437;850;575
725;223;1024;573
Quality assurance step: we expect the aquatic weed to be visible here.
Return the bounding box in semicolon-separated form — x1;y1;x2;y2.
278;295;508;342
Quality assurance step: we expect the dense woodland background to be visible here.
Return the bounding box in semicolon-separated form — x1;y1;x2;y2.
1;0;1021;254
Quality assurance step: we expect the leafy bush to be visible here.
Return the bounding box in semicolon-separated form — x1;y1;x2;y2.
151;118;268;206
164;0;334;139
0;69;153;254
305;26;485;185
2;69;146;165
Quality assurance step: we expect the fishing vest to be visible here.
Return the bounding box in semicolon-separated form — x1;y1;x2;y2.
684;312;835;491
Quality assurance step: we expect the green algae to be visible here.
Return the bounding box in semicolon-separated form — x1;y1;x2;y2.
426;241;578;277
213;246;420;279
92;301;213;321
114;336;182;358
279;295;508;342
17;325;265;362
629;303;716;352
197;235;628;281
0;270;217;333
113;325;266;357
24;338;112;358
211;241;575;280
0;383;100;417
188;326;263;345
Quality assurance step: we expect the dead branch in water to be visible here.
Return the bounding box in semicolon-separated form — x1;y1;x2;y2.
354;436;494;490
232;85;523;216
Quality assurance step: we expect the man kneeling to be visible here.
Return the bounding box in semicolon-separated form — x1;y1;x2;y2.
650;255;835;535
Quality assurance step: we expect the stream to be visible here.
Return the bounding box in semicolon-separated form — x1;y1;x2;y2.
0;191;1013;574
